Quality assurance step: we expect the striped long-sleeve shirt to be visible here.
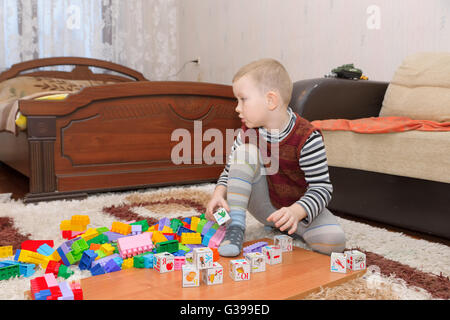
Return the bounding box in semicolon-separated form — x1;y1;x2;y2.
217;107;333;226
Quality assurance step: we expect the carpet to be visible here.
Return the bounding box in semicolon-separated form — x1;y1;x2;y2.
0;183;448;300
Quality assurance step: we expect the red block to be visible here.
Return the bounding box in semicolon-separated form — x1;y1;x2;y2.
45;260;62;277
21;240;54;252
70;282;83;300
47;286;62;300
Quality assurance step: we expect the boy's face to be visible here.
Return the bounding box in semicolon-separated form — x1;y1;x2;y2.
232;75;269;129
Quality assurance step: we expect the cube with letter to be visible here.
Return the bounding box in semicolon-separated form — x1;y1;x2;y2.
182;264;200;287
229;259;250;281
153;252;174;273
261;245;282;265
244;252;266;273
345;250;366;271
193;247;213;270
330;252;347;273
274;235;293;252
202;262;223;285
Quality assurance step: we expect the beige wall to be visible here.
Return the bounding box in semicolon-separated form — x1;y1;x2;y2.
177;0;450;84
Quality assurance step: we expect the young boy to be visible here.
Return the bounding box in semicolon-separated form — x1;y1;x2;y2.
205;58;346;257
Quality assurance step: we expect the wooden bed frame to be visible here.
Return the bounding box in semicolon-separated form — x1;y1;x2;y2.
0;57;240;203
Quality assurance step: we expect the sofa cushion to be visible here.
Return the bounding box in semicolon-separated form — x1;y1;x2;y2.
379;52;450;122
321;130;450;184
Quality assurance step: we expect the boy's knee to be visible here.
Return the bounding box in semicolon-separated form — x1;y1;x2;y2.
302;226;346;256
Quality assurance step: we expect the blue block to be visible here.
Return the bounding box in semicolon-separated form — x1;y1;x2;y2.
79;250;97;270
164;234;175;241
13;249;21;261
112;256;123;268
37;243;54;256
143;253;154;268
104;259;121;273
183;217;191;224
177;226;195;236
56;247;71;266
172;250;186;257
19;263;36;277
35;289;51;300
90;263;105;276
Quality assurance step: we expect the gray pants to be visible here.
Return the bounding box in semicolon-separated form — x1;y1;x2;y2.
240;145;346;255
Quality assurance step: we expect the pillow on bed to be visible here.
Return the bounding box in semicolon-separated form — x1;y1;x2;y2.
0;76;116;102
379;52;450;122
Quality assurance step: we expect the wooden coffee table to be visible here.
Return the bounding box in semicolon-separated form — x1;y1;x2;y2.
78;238;365;300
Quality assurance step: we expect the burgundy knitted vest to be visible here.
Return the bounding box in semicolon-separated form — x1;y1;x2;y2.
241;113;317;209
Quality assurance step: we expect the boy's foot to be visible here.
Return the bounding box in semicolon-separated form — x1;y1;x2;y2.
218;225;245;257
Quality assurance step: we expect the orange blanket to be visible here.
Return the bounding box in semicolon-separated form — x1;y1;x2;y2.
311;116;450;133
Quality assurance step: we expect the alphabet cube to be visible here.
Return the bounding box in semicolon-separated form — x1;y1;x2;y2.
229;259;250;281
193;247;213;270
182;264;200;287
202;262;223;285
153;252;175;273
213;207;231;226
330;252;347;273
261;245;282;265
244;252;266;273
274;235;293;252
345;250;366;271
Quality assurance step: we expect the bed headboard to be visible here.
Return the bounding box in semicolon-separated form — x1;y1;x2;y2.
0;57;147;83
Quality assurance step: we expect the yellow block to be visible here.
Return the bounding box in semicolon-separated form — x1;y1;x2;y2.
190;216;200;232
0;245;13;258
18;250;50;269
111;221;131;235
100;243;115;256
80;228;99;241
152;231;167;244
161;226;173;234
60;220;72;231
122;258;134;269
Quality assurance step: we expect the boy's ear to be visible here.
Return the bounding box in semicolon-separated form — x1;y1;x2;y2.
266;90;279;110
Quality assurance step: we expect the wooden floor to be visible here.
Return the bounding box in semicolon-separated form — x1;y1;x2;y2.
1;161;448;246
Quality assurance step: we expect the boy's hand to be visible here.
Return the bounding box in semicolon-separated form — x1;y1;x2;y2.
205;185;230;221
266;203;307;235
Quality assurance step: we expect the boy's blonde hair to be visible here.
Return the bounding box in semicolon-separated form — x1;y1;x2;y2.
232;58;293;106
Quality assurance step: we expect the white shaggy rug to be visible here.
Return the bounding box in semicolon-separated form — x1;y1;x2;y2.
0;183;448;300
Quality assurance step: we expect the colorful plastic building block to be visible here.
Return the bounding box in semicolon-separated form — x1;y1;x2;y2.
130;220;149;232
117;232;153;258
158;217;171;231
0;245;13;258
0;264;20;280
189;216;200;232
21;240;54;252
155;240;179;253
243;241;269;254
181;232;202;245
207;226;226;248
111;221;132;235
37;243;54;256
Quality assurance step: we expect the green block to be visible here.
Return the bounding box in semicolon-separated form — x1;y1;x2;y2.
65;251;77;265
71;238;88;255
57;264;74;279
96;227;109;234
0;265;20;280
87;234;108;246
133;254;146;268
196;219;207;234
95;250;107;259
130;220;149;232
170;219;182;234
178;244;190;253
211;223;219;230
199;214;205;219
155;240;179;253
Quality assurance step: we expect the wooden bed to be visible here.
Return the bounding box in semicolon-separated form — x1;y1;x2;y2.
0;57;240;203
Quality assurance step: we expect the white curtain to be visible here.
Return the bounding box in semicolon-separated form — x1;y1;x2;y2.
0;0;178;80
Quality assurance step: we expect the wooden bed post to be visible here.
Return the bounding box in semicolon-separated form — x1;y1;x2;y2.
24;116;87;203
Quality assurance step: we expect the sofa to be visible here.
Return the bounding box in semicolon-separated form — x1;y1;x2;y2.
289;52;450;240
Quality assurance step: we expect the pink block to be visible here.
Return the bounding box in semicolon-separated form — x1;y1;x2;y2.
117;232;153;258
44;273;58;288
208;226;226;248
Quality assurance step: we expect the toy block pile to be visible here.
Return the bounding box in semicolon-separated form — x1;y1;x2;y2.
0;208;297;299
